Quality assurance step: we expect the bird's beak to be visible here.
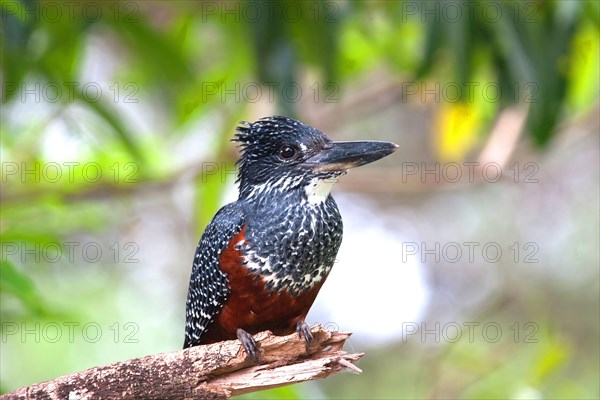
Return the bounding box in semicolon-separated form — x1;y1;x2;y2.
302;140;398;172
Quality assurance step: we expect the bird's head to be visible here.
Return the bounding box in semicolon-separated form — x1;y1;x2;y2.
233;116;397;202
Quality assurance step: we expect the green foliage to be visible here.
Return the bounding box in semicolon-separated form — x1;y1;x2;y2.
237;385;305;400
0;260;45;316
403;0;592;146
2;0;596;148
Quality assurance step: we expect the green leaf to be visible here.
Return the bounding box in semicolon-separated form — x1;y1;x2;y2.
0;259;45;316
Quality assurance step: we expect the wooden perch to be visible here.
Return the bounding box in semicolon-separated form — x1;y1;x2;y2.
1;325;362;400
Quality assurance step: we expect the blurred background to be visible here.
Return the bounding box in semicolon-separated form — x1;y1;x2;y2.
1;1;599;398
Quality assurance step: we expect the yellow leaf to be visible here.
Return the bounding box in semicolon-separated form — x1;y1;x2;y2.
434;102;481;162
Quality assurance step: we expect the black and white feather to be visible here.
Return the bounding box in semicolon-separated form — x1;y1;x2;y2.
183;203;245;348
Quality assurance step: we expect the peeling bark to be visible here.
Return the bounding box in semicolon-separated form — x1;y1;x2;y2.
2;326;362;400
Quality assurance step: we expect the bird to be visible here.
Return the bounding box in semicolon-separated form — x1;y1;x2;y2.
183;115;397;362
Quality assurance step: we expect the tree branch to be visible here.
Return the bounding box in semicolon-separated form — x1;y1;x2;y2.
1;326;362;400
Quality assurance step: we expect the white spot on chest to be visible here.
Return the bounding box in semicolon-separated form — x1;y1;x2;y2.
304;177;336;205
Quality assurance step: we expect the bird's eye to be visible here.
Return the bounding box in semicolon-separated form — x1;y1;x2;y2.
278;145;298;160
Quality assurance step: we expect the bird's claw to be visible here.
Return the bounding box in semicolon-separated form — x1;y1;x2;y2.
296;320;314;350
236;328;259;363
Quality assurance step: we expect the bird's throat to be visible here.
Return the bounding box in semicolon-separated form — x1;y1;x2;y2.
304;177;337;205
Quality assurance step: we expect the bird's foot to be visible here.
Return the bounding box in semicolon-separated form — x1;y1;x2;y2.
296;320;314;350
236;328;260;363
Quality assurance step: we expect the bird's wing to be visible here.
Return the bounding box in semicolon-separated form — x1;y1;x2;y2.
184;202;245;348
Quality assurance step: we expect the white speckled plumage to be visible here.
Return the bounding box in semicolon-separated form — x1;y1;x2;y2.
184;116;398;349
